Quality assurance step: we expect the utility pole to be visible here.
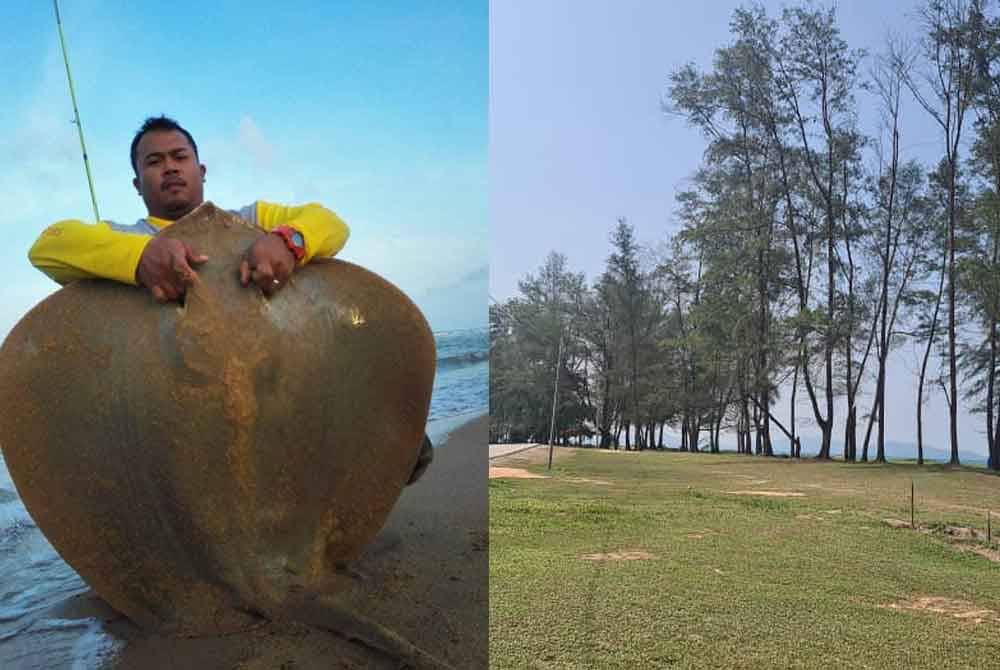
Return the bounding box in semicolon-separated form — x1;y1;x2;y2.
547;332;564;470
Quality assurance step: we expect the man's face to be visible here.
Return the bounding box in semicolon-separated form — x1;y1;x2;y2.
132;130;206;220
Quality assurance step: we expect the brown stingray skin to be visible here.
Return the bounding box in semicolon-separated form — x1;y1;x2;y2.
0;203;435;636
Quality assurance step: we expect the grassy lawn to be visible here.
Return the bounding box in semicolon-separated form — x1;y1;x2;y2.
490;448;1000;669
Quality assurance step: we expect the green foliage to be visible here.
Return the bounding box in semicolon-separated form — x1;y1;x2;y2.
493;0;1000;464
490;253;595;444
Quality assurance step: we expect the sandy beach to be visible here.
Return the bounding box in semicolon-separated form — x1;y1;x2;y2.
3;415;487;670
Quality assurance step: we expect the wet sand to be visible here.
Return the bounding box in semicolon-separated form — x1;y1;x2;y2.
14;416;487;670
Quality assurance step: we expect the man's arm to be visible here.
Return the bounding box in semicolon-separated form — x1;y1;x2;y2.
250;201;350;263
28;220;151;285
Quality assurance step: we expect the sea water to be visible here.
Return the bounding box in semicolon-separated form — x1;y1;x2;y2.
0;326;488;669
426;326;489;444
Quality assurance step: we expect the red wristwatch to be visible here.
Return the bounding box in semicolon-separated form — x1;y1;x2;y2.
272;226;306;262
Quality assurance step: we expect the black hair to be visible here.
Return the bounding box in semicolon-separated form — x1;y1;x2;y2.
130;115;199;174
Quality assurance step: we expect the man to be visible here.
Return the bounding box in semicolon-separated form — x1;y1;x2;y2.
30;115;348;301
29;115;432;484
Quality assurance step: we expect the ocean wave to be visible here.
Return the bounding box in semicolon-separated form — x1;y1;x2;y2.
437;351;488;369
0;519;36;547
433;327;487;362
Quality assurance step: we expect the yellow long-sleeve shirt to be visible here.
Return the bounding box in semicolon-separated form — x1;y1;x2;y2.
28;200;350;286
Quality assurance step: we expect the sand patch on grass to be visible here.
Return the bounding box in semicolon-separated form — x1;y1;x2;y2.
933;525;1000;563
726;490;805;497
580;550;656;561
489;467;549;480
942;525;990;541
963;545;1000;563
883;518;913;529
715;473;771;485
882;596;1000;625
802;483;865;494
880;521;1000;562
686;530;718;539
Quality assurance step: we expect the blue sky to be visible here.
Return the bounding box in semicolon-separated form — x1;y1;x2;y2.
1;1;487;333
490;0;989;458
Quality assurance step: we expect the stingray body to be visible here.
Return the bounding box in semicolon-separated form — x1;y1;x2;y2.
0;203;436;636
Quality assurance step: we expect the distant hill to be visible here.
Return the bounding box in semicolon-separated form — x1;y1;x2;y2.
617;430;990;465
689;432;988;465
791;435;987;466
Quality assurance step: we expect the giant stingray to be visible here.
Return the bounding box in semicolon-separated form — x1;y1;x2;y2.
0;203;452;668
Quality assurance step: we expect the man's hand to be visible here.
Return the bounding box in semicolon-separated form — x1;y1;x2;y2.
136;237;208;303
240;233;296;297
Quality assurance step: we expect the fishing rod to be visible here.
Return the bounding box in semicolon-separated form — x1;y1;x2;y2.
53;0;101;223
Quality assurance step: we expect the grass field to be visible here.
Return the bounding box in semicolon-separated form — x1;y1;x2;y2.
489;447;1000;669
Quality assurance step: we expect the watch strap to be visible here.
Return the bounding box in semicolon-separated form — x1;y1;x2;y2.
272;226;306;262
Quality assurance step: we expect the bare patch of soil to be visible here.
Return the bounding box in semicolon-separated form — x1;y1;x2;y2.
882;518;913;529
488;467;549;480
881;520;1000;562
725;490;805;497
803;483;865;494
964;545;1000;563
686;530;718;539
882;596;1000;625
717;474;771;485
933;525;1000;563
564;477;612;486
580;550;656;561
942;525;986;541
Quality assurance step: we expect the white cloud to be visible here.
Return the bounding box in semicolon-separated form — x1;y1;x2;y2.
237;115;274;169
342;226;488;299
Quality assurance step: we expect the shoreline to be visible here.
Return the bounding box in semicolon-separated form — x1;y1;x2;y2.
428;408;487;447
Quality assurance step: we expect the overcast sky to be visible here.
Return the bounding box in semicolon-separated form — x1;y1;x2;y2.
490;0;989;458
1;1;487;333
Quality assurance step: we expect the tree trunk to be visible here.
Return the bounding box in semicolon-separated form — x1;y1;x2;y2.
988;233;999;470
790;357;800;458
741;396;752;455
991;313;999;470
947;159;960;465
876;123;894;464
688;417;701;453
819;193;835;461
917;244;948;465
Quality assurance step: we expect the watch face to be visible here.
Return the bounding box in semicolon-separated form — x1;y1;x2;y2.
291;231;305;248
